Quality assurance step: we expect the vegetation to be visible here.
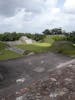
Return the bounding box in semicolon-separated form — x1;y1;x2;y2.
50;41;75;56
65;31;75;43
43;35;66;43
0;42;8;50
43;28;65;35
16;43;51;53
0;27;75;60
0;50;22;60
0;32;45;41
0;41;22;60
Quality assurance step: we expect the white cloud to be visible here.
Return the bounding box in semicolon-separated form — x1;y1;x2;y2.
64;0;75;14
0;0;59;32
0;0;75;33
51;8;60;14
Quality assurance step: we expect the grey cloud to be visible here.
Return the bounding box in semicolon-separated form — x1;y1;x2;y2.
0;0;17;17
63;9;75;14
0;0;45;17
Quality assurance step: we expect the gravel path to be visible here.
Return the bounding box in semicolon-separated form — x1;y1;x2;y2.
0;52;73;99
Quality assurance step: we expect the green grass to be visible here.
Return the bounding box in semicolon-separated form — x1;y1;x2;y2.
16;43;51;53
43;35;66;43
50;41;75;56
0;41;8;50
43;35;75;56
0;41;22;60
15;41;75;57
0;49;22;60
0;35;75;60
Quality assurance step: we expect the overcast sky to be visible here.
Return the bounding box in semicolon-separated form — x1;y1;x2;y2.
0;0;75;33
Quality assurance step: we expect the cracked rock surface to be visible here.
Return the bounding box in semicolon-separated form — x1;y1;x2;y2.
0;52;73;99
23;65;75;100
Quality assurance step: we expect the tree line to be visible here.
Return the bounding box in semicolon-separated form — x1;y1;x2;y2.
0;32;45;41
43;28;65;35
0;28;75;43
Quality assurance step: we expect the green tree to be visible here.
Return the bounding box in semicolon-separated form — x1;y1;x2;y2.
51;28;63;35
43;29;51;35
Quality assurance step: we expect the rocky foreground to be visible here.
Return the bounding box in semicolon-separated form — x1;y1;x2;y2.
19;64;75;100
0;53;74;100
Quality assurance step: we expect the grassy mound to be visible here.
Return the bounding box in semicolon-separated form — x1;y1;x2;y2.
43;35;66;43
0;42;8;50
16;43;51;53
0;42;22;60
0;50;22;60
50;41;75;56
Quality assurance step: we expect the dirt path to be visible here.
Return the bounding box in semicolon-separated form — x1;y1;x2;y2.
0;52;73;99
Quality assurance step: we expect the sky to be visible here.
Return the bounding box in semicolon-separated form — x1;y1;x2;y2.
0;0;75;33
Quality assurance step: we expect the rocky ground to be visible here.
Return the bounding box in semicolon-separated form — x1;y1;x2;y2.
0;52;74;100
22;64;75;100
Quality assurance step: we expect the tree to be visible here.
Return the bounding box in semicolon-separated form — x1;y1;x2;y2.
66;31;75;43
51;28;63;35
43;28;64;35
43;29;51;35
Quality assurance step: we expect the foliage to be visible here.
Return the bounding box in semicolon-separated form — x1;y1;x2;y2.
42;28;64;35
43;35;66;43
26;33;46;41
0;32;45;41
65;31;75;43
43;29;51;35
0;42;8;50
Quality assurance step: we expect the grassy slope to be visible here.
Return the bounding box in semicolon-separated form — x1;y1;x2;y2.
43;35;75;56
0;42;22;60
0;35;75;60
15;35;75;56
0;50;22;60
16;43;51;53
0;41;8;50
43;35;66;43
50;41;75;56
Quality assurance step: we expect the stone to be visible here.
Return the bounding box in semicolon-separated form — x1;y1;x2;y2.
16;78;26;84
34;67;45;73
0;73;4;81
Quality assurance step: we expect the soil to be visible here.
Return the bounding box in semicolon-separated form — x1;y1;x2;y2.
0;52;73;100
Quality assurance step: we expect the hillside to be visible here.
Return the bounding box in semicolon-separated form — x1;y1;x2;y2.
50;41;75;56
0;42;22;60
0;42;8;50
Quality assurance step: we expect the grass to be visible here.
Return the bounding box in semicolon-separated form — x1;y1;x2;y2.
0;42;51;60
15;40;75;57
50;41;75;56
43;35;75;56
43;35;66;43
0;49;22;60
0;41;22;60
0;41;8;50
0;35;75;60
16;43;51;53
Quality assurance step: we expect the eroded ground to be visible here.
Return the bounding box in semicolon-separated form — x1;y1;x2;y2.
0;52;73;100
23;64;75;100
